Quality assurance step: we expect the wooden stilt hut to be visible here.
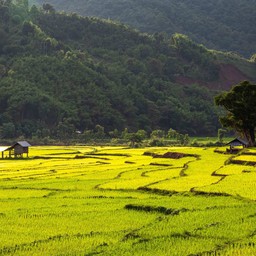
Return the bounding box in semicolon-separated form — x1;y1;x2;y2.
1;141;31;158
226;138;248;153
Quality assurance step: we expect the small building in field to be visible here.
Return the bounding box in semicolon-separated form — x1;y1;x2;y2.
226;138;248;153
1;141;31;159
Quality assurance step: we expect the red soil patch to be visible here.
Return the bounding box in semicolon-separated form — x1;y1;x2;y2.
176;64;250;90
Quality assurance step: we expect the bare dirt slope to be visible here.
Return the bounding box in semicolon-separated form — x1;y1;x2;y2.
176;64;250;90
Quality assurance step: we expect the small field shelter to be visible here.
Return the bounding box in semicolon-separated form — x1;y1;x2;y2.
1;141;31;158
226;138;248;153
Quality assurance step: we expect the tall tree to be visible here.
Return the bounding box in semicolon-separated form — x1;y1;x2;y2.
215;81;256;146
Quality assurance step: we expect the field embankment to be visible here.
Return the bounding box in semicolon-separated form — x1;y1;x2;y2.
0;146;256;255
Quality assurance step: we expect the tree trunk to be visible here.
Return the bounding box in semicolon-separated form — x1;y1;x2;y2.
244;128;255;147
249;128;255;146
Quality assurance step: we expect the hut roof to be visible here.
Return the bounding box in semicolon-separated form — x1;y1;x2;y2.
16;141;31;147
4;141;31;151
0;147;8;152
226;138;249;147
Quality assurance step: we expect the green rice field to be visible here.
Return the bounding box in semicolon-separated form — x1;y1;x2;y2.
0;146;256;255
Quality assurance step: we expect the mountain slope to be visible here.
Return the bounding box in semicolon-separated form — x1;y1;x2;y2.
0;1;255;139
34;0;256;58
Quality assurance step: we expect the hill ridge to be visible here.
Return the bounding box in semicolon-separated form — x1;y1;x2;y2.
34;0;256;58
0;2;255;139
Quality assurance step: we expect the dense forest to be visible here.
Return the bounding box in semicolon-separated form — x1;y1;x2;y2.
0;0;255;141
34;0;256;58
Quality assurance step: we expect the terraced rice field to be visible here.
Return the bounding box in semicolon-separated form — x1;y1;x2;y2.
0;146;256;255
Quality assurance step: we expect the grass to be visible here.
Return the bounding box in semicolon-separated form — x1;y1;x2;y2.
0;146;256;255
233;155;256;163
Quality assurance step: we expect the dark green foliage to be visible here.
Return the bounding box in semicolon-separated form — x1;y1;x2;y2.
172;34;220;81
124;204;183;215
0;1;254;140
217;128;227;142
42;3;55;13
34;0;256;58
215;81;256;146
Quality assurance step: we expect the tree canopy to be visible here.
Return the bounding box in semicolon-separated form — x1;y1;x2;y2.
0;1;255;140
215;81;256;146
34;0;256;58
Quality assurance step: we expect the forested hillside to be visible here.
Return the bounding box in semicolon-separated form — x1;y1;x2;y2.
34;0;256;58
0;1;255;140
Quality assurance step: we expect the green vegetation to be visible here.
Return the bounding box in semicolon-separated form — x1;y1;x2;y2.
215;81;256;146
0;1;255;141
34;0;256;58
0;145;256;255
1;2;256;255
